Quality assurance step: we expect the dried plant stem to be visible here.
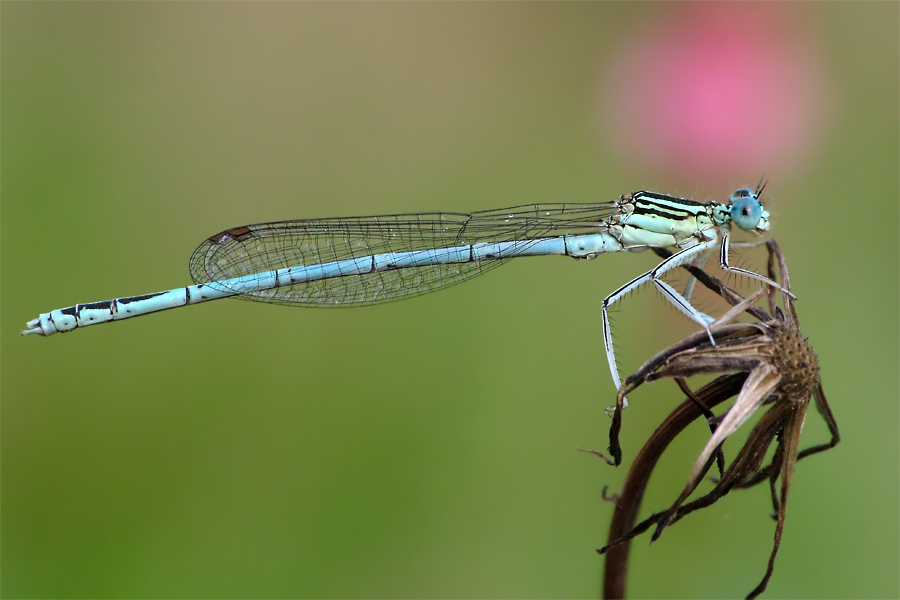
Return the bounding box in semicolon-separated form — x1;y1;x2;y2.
602;373;748;600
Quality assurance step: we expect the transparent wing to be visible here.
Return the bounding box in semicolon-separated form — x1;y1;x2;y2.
189;202;618;307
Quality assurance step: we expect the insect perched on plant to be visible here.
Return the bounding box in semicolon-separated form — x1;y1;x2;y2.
22;184;787;412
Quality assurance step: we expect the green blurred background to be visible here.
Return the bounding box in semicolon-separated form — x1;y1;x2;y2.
3;3;897;598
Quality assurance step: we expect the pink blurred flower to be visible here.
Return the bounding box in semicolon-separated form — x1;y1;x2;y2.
603;3;830;184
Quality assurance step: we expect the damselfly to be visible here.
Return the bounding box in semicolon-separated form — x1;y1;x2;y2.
22;185;789;405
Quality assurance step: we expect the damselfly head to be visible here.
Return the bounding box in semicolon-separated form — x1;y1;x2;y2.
728;187;769;233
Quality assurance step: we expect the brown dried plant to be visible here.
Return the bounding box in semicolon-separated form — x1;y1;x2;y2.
595;241;840;599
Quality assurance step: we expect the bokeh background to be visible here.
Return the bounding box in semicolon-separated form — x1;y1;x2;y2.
3;3;897;598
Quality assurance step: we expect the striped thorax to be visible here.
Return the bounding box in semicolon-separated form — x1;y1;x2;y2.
610;189;770;252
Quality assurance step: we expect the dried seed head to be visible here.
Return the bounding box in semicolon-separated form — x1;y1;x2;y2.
602;241;840;600
771;324;819;401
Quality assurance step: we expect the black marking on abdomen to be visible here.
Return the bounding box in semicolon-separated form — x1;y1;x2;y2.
80;300;115;312
118;291;168;305
77;300;113;322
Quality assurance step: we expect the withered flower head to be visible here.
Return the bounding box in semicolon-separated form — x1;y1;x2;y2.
596;241;840;599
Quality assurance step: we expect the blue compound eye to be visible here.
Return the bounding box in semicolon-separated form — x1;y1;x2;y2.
730;192;764;231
